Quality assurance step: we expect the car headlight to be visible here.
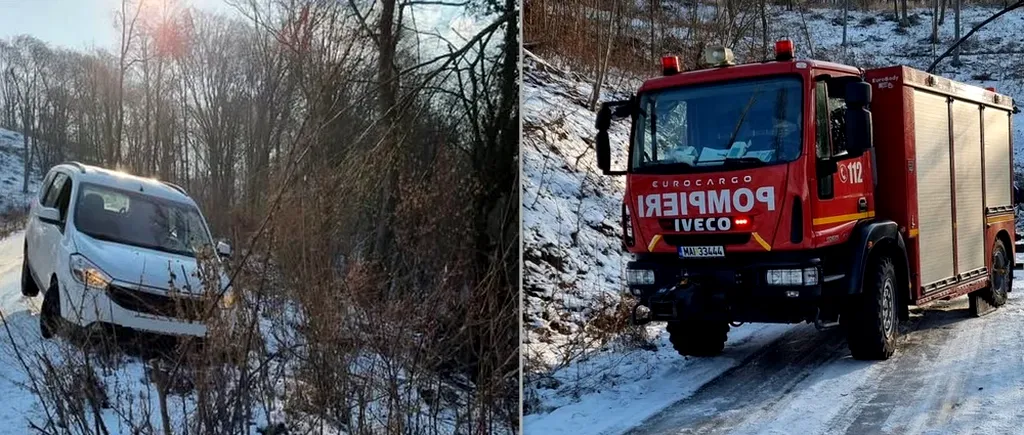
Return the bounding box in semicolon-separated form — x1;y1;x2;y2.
766;268;818;286
69;254;112;290
626;269;655;285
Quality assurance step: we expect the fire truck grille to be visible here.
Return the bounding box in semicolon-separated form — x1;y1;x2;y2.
662;233;752;246
107;285;210;321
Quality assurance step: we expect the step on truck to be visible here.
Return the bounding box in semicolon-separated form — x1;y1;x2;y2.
595;40;1020;360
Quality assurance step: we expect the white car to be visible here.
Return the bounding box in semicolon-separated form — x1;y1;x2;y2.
21;162;234;338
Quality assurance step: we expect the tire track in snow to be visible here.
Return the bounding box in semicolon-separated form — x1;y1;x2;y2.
624;325;847;435
624;290;1024;435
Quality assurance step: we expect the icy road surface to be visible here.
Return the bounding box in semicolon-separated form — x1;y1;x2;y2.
624;273;1024;435
0;230;47;432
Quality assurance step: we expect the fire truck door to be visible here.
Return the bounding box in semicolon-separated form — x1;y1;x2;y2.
812;76;874;242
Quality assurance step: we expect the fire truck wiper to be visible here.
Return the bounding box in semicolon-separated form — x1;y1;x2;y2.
723;156;767;167
698;156;765;167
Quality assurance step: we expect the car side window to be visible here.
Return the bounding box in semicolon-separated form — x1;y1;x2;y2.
42;173;68;208
55;178;73;222
38;171;56;203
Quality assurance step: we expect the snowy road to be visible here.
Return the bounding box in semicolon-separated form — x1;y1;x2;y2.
626;274;1024;435
0;231;49;432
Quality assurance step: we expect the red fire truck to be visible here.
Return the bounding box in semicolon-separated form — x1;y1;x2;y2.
595;40;1019;360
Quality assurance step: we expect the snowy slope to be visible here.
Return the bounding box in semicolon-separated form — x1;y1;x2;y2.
521;55;630;357
523;5;1024;435
0;128;41;213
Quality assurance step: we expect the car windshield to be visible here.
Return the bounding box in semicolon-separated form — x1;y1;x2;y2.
631;76;803;173
73;183;213;258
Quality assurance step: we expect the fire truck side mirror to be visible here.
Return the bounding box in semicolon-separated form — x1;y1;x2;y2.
596;104;613;173
846;81;872;106
844;81;873;157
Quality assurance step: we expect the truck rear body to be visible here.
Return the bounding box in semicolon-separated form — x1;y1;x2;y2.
867;66;1015;305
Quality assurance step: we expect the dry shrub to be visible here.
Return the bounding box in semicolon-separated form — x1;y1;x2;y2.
0;205;28;239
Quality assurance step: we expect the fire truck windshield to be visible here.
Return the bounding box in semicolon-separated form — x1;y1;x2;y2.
630;76;803;173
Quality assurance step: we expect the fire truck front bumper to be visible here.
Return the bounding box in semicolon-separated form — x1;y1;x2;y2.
626;255;837;324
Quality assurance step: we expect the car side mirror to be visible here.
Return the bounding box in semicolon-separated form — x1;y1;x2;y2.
596;105;612;173
844;81;873;157
38;207;61;226
216;241;232;258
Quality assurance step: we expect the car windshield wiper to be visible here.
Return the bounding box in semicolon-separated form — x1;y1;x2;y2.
82;231;121;244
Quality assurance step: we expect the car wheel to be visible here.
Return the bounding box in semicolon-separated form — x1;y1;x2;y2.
40;282;61;339
21;257;39;297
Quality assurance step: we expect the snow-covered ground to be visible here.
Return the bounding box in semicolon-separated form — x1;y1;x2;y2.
523;5;1024;435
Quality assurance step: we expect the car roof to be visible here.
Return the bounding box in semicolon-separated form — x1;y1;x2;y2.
50;162;196;206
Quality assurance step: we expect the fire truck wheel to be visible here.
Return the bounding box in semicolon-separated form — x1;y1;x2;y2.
666;320;729;357
844;255;898;361
985;238;1010;307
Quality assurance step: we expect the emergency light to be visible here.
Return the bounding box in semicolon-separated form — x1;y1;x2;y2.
662;55;681;76
775;39;795;61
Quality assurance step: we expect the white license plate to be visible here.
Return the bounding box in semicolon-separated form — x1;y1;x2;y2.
678;246;725;258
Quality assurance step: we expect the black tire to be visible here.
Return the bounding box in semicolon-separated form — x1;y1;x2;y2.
666;320;729;357
20;257;39;297
40;282;61;339
844;255;899;360
986;238;1011;307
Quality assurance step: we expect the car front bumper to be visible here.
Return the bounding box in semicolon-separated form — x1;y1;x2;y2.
59;276;208;338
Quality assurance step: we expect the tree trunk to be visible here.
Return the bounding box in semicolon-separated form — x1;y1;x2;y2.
953;0;962;65
372;0;400;260
931;0;940;44
842;0;849;47
21;108;31;194
761;0;769;59
650;0;657;74
589;1;616;112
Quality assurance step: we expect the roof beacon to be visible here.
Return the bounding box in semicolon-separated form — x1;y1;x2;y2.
661;55;681;76
775;39;795;61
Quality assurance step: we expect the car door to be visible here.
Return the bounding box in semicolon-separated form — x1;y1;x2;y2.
35;172;70;284
27;170;58;277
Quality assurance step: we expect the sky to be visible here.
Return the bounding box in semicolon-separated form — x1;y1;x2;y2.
0;0;492;55
0;0;236;52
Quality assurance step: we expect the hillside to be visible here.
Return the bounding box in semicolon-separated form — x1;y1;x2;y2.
522;5;1024;435
0;128;41;214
